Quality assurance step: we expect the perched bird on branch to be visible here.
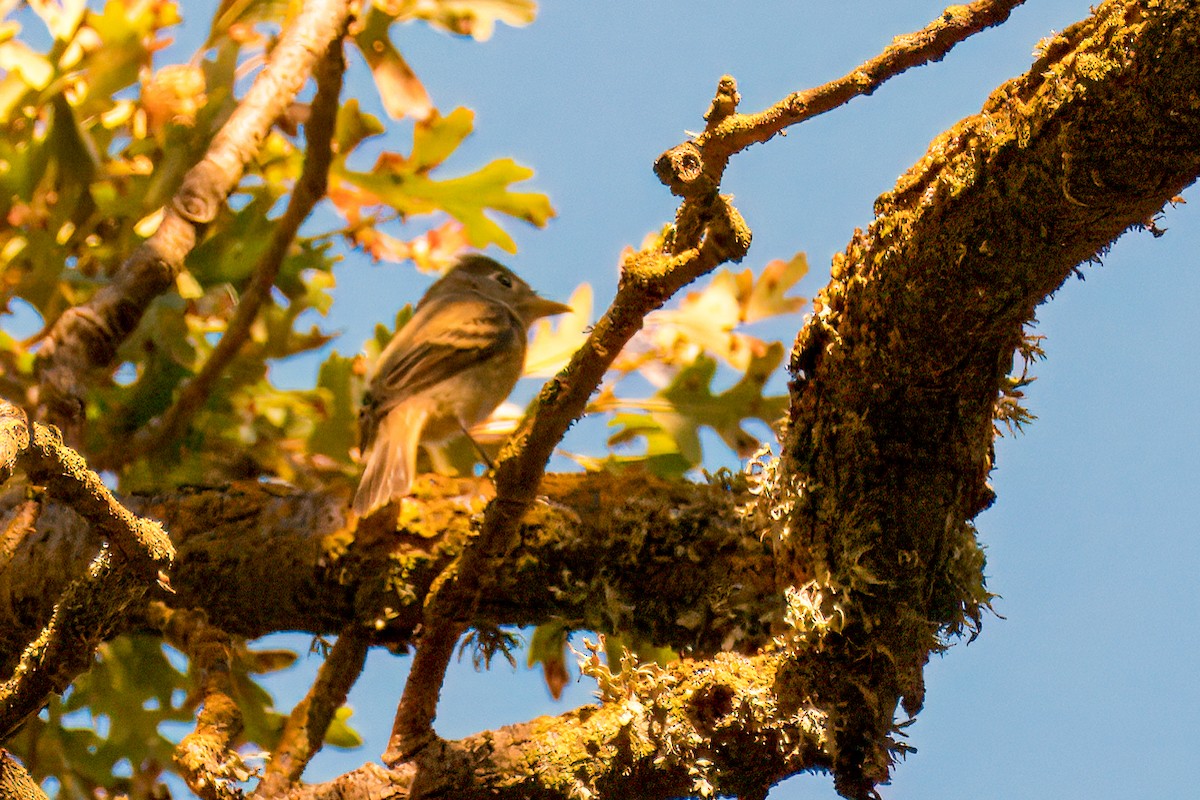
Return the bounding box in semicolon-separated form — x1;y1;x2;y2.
353;254;571;516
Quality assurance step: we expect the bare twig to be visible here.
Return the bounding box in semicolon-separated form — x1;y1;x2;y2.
34;0;355;433
255;625;371;796
120;36;348;465
152;605;245;800
656;0;1029;192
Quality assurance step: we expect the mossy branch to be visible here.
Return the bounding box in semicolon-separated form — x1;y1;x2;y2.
772;0;1200;794
0;473;772;674
0;400;175;742
152;605;246;800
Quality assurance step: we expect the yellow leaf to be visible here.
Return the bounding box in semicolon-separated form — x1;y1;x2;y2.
524;283;592;377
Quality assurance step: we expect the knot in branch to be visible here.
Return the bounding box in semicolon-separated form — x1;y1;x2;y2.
172;160;227;224
704;74;741;127
655;142;716;198
704;194;752;264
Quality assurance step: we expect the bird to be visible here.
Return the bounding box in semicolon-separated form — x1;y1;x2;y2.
353;254;572;516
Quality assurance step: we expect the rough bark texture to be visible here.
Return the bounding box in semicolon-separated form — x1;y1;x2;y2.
0;750;48;800
285;653;829;800
0;472;774;674
772;1;1200;794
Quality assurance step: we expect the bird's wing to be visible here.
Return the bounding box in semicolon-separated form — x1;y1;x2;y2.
369;295;520;414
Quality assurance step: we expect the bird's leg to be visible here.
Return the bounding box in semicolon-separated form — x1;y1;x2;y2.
459;421;496;471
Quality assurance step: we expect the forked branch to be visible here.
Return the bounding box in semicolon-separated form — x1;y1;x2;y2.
34;0;355;433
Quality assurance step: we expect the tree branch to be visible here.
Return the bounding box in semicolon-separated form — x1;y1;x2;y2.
255;625;370;797
289;652;830;800
386;0;1025;760
0;473;773;674
673;0;1028;175
120;35;348;465
0;400;174;741
34;0;355;432
769;0;1200;794
0;750;48;800
152;605;246;800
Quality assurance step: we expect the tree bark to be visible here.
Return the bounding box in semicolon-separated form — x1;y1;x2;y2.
0;472;774;673
773;0;1200;794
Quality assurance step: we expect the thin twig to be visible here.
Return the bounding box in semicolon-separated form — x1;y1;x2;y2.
152;605;244;800
34;0;355;434
666;0;1029;185
255;625;370;796
119;36;347;465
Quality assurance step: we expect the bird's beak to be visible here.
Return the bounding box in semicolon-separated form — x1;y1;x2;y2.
524;296;573;320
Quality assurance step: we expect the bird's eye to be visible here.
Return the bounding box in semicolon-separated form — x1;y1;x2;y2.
493;272;514;288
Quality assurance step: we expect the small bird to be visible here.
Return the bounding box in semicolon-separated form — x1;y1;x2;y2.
353;254;571;516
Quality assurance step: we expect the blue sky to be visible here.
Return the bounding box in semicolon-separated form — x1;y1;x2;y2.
22;1;1200;797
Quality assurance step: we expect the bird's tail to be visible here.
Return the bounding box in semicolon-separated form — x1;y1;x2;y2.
353;404;428;517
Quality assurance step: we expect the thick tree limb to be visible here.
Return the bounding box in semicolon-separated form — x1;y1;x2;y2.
767;0;1200;795
34;0;354;431
288;652;830;800
0;473;774;674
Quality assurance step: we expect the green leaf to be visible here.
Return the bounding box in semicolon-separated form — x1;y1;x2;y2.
605;344;787;469
658;344;787;459
337;108;555;252
409;107;475;172
308;350;360;463
334;98;386;156
208;0;292;46
323;706;364;749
